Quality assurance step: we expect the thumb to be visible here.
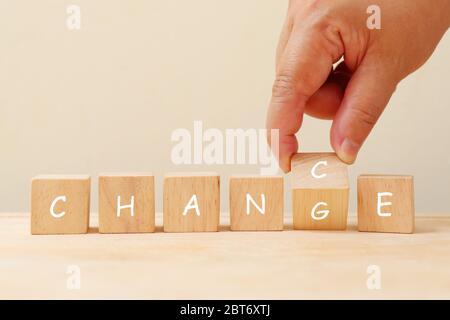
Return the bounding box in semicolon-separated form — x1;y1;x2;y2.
331;59;398;164
266;23;343;172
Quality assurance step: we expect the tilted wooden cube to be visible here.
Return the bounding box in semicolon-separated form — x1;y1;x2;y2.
229;176;284;231
163;173;220;232
357;175;415;234
98;173;155;233
31;175;90;235
291;153;349;230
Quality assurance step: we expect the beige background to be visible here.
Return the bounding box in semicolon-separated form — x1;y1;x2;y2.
0;1;449;213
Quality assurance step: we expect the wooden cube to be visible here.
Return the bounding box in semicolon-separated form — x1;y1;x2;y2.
31;175;90;235
358;175;415;234
291;153;349;230
163;173;220;232
229;176;284;231
99;173;155;234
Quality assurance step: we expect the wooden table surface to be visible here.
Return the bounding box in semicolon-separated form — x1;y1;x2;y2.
1;213;450;299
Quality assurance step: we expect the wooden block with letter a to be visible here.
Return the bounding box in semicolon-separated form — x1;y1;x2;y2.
31;175;90;235
291;153;349;230
229;176;284;231
357;175;415;234
99;173;155;233
163;172;220;232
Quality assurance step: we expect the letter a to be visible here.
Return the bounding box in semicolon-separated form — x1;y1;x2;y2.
366;265;381;290
66;5;81;30
66;265;81;290
366;5;381;30
182;195;200;216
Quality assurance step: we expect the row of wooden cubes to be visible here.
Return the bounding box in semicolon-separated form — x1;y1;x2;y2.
31;153;415;235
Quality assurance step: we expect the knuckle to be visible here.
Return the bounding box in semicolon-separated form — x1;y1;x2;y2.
293;2;344;61
351;105;379;128
321;24;345;61
272;74;297;99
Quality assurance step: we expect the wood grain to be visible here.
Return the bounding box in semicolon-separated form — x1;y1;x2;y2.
98;173;155;234
229;176;283;231
358;175;415;234
291;153;349;230
293;189;348;230
291;153;349;189
163;173;220;232
31;175;90;235
2;213;450;299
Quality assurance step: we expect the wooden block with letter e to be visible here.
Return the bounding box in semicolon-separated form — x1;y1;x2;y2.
163;172;220;232
98;173;155;233
357;175;415;234
31;175;90;235
229;176;284;231
291;153;349;230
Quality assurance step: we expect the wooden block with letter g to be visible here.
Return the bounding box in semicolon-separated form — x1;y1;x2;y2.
163;172;220;232
31;175;90;235
229;176;284;231
291;153;349;230
99;173;155;233
357;175;414;234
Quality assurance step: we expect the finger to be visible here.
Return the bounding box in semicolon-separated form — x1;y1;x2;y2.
330;59;397;164
304;81;344;120
276;2;298;68
276;18;294;69
304;62;352;119
266;22;344;172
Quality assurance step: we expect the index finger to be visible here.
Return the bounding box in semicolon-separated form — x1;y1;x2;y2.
266;23;338;172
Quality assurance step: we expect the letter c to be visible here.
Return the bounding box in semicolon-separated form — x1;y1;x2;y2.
311;161;328;179
50;195;67;218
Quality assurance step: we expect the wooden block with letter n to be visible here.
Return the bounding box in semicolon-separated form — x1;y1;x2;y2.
31;175;90;235
229;176;284;231
163;172;220;232
291;153;349;230
357;175;415;234
98;173;155;233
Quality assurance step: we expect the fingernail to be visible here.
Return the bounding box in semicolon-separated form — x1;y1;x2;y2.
282;159;291;174
338;138;360;164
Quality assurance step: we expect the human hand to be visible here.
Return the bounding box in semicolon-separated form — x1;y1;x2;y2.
266;0;450;172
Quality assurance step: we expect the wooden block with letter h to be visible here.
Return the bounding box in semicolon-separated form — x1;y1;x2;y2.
291;153;349;230
31;175;90;234
358;175;415;233
229;176;284;231
163;172;220;232
99;173;155;233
